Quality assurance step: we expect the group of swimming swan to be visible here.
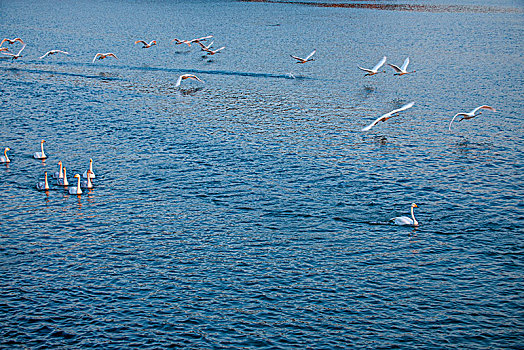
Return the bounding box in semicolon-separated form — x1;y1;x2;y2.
1;140;96;196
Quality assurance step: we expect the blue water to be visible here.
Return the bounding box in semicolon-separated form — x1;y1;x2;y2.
1;0;523;348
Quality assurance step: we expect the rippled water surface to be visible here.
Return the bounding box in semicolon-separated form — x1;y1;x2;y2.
1;0;523;348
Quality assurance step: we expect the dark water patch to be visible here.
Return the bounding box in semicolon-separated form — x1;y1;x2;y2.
239;0;523;13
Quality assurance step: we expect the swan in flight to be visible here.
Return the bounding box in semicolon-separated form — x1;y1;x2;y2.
0;37;24;46
68;174;82;195
290;49;316;64
36;171;50;191
82;158;96;179
197;40;214;51
135;40;157;48
39;50;69;59
391;203;419;226
172;35;213;47
361;102;415;131
81;170;94;189
358;56;387;76
0;147;11;163
33;139;47;159
53;161;64;179
448;105;496;131
2;44;25;60
175;74;204;87
92;53;118;63
57;167;69;186
388;57;415;76
204;46;225;55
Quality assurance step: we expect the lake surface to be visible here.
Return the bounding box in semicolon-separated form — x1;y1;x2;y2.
1;0;523;348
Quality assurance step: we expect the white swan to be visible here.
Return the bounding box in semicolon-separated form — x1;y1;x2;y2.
33;139;47;159
290;49;316;64
57;166;69;186
175;74;204;87
81;170;94;189
358;56;387;76
2;44;25;60
391;203;419;226
388;57;415;76
68;174;82;195
134;40;156;48
82;158;96;179
449;105;496;131
39;50;69;59
92;52;117;63
361;102;415;131
53;161;63;179
0;147;10;163
36;171;50;191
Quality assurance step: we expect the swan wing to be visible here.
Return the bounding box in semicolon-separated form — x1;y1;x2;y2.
16;44;26;56
290;55;304;61
362;114;387;131
400;57;410;71
305;49;316;61
93;53;102;62
39;51;50;59
390;102;414;115
472;105;496;114
135;40;147;45
106;53;117;59
175;75;184;87
372;56;387;72
391;216;414;225
358;66;374;74
388;63;402;73
449;113;466;130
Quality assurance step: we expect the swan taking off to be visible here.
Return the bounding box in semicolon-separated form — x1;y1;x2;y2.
388;57;415;76
36;171;50;191
81;170;94;189
33;139;47;159
175;74;204;87
39;50;69;59
358;56;387;76
0;147;11;163
361;102;415;131
135;40;157;48
69;174;82;195
290;49;316;64
391;203;419;226
448;105;496;131
82;158;96;179
53;161;63;179
92;53;118;63
57;167;69;186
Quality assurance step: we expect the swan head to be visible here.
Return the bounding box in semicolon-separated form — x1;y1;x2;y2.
411;203;418;208
58;161;62;166
74;174;80;179
41;139;45;144
151;41;157;45
4;147;10;152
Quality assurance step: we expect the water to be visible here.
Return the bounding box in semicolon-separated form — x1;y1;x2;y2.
1;0;523;348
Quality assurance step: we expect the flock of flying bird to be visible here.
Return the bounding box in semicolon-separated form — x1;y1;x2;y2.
1;34;498;226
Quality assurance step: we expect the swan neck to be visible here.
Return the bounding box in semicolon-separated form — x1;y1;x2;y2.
411;206;418;226
77;176;81;192
41;142;45;155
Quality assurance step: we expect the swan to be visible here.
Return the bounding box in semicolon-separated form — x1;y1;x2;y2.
82;158;96;179
449;105;496;131
0;37;24;46
33;139;47;159
81;170;94;189
358;56;387;76
2;44;25;60
92;52;118;63
290;49;316;64
36;171;50;191
175;74;204;87
0;147;10;163
39;50;69;59
361;102;415;131
135;40;157;48
391;203;419;226
204;46;225;55
197;40;214;51
68;174;82;195
388;57;415;76
53;161;63;179
57;167;69;186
